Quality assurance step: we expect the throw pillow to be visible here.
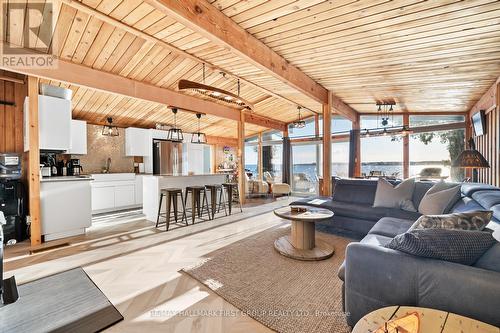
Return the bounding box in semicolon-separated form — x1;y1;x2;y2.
493;228;500;242
410;210;492;231
373;178;416;211
418;182;461;215
385;229;497;265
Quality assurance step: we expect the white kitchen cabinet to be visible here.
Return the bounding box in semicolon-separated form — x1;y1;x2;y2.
125;127;151;156
67;120;87;155
91;173;140;214
115;184;135;207
91;186;115;211
24;95;72;152
135;175;143;205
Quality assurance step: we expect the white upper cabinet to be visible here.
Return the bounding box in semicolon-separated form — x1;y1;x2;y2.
125;127;151;156
67;120;87;155
24;95;72;152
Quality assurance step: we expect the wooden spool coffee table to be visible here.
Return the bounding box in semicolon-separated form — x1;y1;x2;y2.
273;206;334;261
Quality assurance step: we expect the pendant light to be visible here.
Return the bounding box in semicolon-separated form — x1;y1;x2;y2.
292;106;306;128
178;64;254;110
191;113;207;144
102;117;119;136
167;108;183;142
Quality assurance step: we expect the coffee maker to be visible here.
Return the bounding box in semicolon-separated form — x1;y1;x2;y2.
68;159;83;176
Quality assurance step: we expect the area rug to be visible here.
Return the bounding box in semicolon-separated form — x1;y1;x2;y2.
0;267;123;332
182;225;353;333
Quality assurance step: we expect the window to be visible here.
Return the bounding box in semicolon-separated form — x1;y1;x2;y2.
410;115;465;127
244;145;258;179
317;115;352;136
360;115;403;130
332;141;350;177
262;129;282;141
361;135;403;178
262;143;282;183
291;143;319;195
410;129;465;182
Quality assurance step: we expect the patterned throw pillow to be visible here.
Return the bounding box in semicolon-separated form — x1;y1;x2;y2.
385;229;497;265
410;211;492;231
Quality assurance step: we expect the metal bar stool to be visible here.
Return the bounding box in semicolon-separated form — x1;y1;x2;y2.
205;184;228;220
156;188;187;231
221;183;243;215
183;186;211;224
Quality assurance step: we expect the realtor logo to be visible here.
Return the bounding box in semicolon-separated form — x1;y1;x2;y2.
1;0;58;68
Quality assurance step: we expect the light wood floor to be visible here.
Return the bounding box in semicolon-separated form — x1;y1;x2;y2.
4;198;295;332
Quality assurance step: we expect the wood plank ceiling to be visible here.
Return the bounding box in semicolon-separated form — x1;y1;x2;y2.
3;0;500;137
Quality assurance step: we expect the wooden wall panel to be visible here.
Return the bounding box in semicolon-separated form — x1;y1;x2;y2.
473;79;499;186
0;72;27;154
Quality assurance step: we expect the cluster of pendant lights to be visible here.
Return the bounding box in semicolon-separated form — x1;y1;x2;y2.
362;102;412;137
166;108;207;144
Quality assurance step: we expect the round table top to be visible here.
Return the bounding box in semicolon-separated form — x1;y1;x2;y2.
274;206;333;222
352;306;499;333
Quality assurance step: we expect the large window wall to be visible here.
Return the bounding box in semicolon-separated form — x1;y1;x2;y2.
409;129;465;181
291;143;320;195
360;115;404;178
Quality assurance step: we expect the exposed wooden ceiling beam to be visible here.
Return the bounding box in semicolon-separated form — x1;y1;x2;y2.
59;0;314;115
0;51;284;131
144;0;329;105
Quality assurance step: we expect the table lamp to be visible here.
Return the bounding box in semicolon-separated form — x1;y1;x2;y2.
452;138;490;182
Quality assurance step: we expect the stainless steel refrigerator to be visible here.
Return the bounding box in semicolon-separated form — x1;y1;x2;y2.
153;140;183;175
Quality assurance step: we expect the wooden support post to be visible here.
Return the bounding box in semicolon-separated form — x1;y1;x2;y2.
314;114;320;137
238;112;245;204
403;113;410;179
353;114;361;177
28;76;41;246
322;92;332;196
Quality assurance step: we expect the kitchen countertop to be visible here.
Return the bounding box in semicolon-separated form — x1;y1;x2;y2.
41;176;94;183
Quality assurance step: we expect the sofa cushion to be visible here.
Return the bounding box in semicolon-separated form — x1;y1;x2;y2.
461;183;500;197
368;217;414;238
419;182;461;215
412;181;435;208
473;243;500;273
450;197;485;213
332;179;379;205
410;211;492;231
471;190;500;210
360;233;393;247
386;229;497;265
373;178;416;210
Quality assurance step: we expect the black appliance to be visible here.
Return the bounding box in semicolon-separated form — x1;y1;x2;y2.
68;159;83;176
0;153;27;244
0;153;21;180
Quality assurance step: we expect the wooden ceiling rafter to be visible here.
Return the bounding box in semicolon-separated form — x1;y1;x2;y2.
0;46;284;132
142;0;358;120
58;0;325;118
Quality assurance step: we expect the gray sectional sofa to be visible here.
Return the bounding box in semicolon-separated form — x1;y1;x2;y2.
291;178;500;327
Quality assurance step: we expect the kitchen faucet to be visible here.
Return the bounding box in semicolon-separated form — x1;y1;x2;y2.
105;157;111;173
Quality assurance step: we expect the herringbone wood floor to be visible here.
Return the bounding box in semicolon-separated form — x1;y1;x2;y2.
4;198;295;332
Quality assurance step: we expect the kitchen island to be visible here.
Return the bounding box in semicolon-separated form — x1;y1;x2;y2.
143;174;227;222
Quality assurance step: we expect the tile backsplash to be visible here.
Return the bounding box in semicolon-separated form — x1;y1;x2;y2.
72;124;135;174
